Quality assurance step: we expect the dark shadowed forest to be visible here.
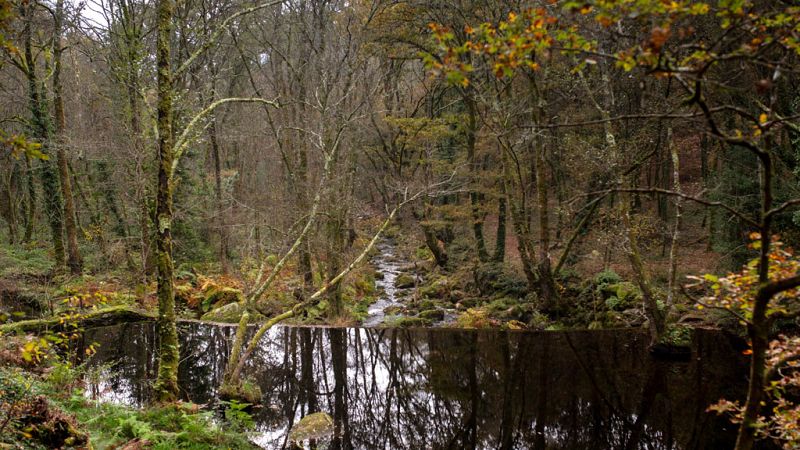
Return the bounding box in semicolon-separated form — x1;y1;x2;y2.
0;0;799;449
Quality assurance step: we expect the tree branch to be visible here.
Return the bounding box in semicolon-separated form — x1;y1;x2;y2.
173;0;284;79
172;97;279;174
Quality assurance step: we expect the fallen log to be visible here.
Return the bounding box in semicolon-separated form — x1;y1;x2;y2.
0;305;156;334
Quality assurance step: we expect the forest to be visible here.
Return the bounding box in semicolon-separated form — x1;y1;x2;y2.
0;0;799;449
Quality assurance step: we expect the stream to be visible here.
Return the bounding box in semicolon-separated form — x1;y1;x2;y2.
76;323;752;449
361;240;412;327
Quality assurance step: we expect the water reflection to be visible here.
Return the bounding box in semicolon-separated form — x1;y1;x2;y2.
79;324;749;449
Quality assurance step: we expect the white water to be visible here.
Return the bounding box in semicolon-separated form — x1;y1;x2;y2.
361;240;410;327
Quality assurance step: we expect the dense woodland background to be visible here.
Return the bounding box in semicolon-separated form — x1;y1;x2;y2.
4;0;796;294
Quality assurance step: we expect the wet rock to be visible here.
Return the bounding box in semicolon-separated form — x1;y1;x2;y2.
289;412;334;443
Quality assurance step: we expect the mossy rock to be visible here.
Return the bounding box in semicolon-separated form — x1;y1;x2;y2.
455;297;479;310
594;269;622;287
289;412;334;443
201;302;245;323
394;273;415;289
382;305;405;315
497;304;533;322
613;282;642;302
485;297;520;313
415;299;436;311
418;309;444;321
588;320;604;330
202;287;243;312
395;317;433;327
448;289;466;303
419;276;450;299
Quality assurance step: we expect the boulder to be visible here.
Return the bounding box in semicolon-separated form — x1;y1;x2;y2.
201;302;244;323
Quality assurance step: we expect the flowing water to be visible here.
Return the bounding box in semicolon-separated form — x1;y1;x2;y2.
77;323;752;449
361;240;411;327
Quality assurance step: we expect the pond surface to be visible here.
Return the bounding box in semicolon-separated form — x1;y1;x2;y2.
78;323;753;449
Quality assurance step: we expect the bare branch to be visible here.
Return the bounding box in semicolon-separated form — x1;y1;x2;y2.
173;0;284;79
172;97;279;173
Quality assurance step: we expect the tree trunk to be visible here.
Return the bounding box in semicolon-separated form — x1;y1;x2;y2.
53;0;82;275
23;3;65;267
153;0;180;402
23;155;35;243
735;152;774;450
464;93;488;262
530;78;558;312
208;108;229;274
493;182;507;262
622;199;665;345
666;128;681;308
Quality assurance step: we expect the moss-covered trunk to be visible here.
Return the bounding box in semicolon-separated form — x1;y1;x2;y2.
464;92;488;262
53;0;82;275
23;3;65;268
153;0;180;402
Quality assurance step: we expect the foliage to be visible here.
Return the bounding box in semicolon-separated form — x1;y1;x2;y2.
220;399;254;431
689;234;800;321
456;307;496;329
60;395;257;449
709;334;800;449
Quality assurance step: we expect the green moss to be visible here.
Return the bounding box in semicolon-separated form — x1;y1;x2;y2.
394;273;415;289
414;246;434;261
0;368;257;450
419;276;449;299
418;309;444;321
0;243;53;279
594;269;622;286
395;316;433;327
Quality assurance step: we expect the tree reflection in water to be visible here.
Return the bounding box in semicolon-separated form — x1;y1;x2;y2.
79;324;748;449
